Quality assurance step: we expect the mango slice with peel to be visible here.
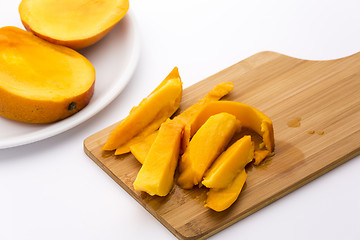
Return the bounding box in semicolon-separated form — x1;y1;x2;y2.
205;169;247;212
202;135;254;189
177;113;241;189
187;101;274;155
19;0;129;49
133;121;184;196
0;26;95;123
128;82;234;162
102;67;182;151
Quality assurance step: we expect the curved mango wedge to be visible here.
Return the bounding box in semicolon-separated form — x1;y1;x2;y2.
205;169;247;212
128;82;234;161
187;101;274;154
202;135;254;189
177;113;240;189
102;67;182;151
133;121;184;196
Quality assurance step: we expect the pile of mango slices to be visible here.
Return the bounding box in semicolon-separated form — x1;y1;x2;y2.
103;67;274;212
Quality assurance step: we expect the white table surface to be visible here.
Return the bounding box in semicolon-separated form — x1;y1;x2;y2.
1;0;360;239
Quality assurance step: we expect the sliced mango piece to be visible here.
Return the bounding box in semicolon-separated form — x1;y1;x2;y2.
113;68;184;154
175;82;234;125
102;67;182;151
128;82;234;161
202;135;254;189
205;169;247;212
133;121;184;196
254;150;270;165
129;131;158;164
187;101;274;154
114;108;169;155
177;113;240;189
178;82;234;152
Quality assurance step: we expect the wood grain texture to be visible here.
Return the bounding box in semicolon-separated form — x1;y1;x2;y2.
84;51;360;240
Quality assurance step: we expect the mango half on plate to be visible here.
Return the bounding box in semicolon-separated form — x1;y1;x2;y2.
19;0;129;49
0;26;95;123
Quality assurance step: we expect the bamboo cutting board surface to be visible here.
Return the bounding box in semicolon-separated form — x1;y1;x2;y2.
84;51;360;240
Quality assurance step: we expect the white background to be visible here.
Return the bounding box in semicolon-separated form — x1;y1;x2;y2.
1;0;360;239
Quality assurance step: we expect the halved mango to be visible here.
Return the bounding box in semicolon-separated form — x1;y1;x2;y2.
202;135;254;189
102;67;182;151
0;26;95;123
133;121;184;196
177;113;240;189
19;0;129;49
187;101;274;154
205;169;247;212
128;82;234;162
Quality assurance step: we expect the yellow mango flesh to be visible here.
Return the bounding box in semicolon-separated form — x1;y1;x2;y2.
128;82;234;161
254;150;270;165
0;26;95;123
129;131;158;164
188;101;274;154
19;0;129;49
178;82;234;152
113;67;183;154
133;121;184;196
177;113;240;189
202;135;254;189
205;169;247;212
102;67;182;151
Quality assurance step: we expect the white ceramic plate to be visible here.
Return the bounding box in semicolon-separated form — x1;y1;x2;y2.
0;2;140;149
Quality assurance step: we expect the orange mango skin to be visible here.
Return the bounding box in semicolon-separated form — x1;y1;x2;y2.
202;135;254;189
102;67;182;151
128;82;234;161
133;121;184;196
177;113;240;189
0;26;95;123
205;169;247;212
188;101;274;154
19;0;129;49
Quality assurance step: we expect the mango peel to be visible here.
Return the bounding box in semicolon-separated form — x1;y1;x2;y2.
186;101;274;154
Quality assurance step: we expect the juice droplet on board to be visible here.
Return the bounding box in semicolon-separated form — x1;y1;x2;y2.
287;117;301;127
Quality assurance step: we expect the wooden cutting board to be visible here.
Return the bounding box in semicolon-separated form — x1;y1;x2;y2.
84;51;360;240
